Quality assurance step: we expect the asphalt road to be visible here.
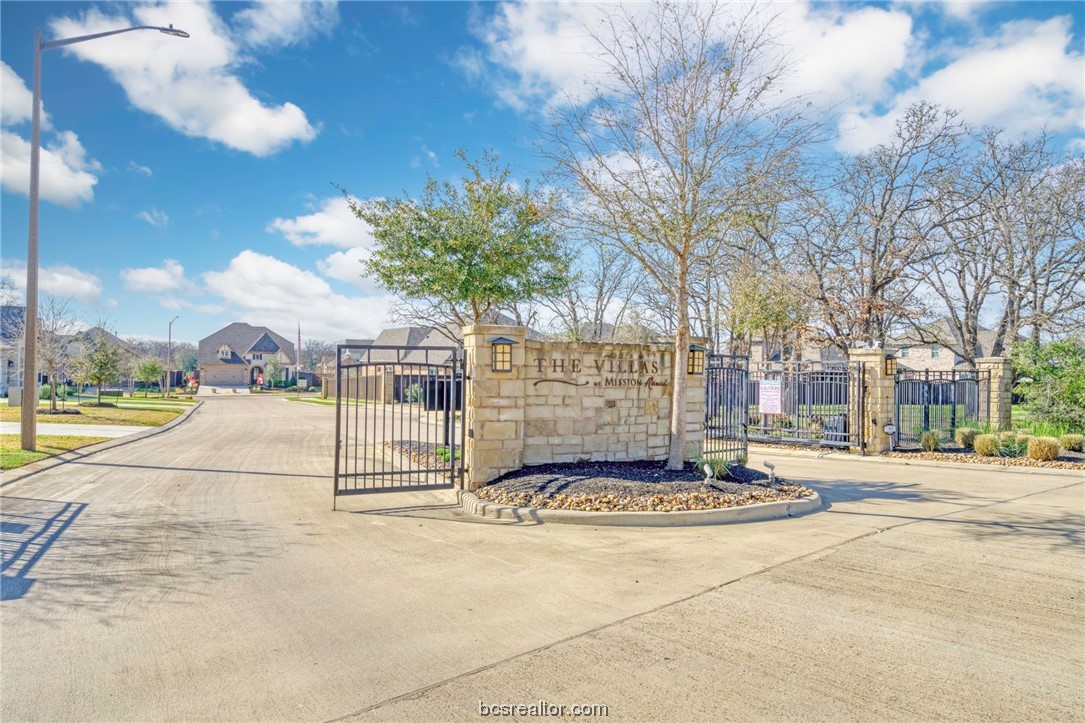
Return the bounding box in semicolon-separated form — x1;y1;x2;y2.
1;396;1082;722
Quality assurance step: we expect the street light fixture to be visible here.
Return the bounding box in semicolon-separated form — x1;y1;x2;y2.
20;23;189;451
167;315;179;397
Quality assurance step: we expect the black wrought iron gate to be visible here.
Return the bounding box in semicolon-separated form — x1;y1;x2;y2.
334;344;464;505
704;355;749;462
893;369;991;448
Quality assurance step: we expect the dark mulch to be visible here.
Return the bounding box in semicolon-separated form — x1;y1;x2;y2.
77;402;118;408
488;460;782;498
36;408;82;416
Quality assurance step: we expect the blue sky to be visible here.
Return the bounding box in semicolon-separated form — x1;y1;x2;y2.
1;1;1082;344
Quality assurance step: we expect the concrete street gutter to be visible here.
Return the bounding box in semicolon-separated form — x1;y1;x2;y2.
1;401;203;489
457;488;822;527
749;444;1085;478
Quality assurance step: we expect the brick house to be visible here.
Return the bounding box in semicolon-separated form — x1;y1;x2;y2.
198;323;297;387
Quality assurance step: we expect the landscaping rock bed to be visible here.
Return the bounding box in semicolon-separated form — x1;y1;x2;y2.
386;440;458;469
884;447;1084;470
475;460;814;513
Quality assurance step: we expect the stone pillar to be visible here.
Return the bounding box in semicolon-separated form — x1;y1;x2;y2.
976;357;1013;430
849;348;894;455
463;324;527;490
684;339;707;461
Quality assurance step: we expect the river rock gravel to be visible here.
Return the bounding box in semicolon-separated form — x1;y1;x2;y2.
474;460;814;512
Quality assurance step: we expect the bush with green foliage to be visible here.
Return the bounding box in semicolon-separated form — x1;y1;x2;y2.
973;434;999;456
1058;434;1084;452
1012;340;1084;433
920;430;942;452
1026;436;1060;461
954;428;979;449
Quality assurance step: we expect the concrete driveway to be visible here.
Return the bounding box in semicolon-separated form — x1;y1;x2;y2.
1;396;1081;722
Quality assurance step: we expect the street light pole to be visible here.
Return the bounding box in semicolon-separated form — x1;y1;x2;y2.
167;315;179;397
19;23;189;451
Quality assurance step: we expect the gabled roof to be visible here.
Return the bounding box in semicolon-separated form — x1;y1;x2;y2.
66;327;137;357
198;323;296;367
248;333;280;354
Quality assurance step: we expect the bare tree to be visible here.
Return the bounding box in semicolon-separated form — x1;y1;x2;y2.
545;2;818;468
800;102;969;352
540;239;644;340
37;295;80;411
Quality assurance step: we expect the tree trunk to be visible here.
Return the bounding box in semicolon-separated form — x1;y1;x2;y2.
97;383;102;404
667;259;691;471
50;380;56;412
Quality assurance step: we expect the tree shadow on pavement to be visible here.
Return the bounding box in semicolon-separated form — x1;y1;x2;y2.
1;495;284;623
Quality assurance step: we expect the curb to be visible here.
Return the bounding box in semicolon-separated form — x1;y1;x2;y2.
1;401;204;489
749;444;1085;478
456;489;822;527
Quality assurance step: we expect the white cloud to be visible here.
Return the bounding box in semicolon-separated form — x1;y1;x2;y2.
120;259;189;294
1;130;100;207
0;61;46;128
839;16;1085;151
266;195;374;248
234;0;339;49
2;259;105;306
203;250;394;339
127;161;153;176
48;3;317;157
317;246;379;291
136;208;170;227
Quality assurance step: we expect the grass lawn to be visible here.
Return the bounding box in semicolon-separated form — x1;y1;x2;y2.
0;405;182;427
286;396;337;406
1;435;110;470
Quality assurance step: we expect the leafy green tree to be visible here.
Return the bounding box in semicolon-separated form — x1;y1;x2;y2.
264;356;283;388
345;149;568;327
73;337;123;404
1012;340;1085;432
133;357;165;397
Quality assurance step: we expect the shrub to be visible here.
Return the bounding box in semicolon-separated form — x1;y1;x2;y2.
973;434;1000;457
920;430;942;452
1027;436;1060;461
1014;428;1033;437
1012;340;1085;432
1058;434;1084;452
999;430;1018;444
954;428;979;449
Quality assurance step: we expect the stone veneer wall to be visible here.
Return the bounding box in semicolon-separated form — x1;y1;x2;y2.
463;325;705;490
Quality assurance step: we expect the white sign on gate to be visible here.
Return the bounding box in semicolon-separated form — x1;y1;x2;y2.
759;380;783;415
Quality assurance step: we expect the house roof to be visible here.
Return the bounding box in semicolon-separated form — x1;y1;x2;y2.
198;323;297;367
66;327;137;357
889;319;1007;359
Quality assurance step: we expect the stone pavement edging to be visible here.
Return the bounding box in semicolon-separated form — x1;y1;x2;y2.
457;488;822;527
1;401;204;489
748;444;1085;478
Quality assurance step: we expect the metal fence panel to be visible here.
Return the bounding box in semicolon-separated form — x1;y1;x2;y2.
334;345;464;504
704;355;749;462
742;360;864;449
893;369;991;448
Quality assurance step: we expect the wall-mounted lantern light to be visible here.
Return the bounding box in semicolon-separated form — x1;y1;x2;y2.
687;344;707;375
884;354;897;376
490;337;517;372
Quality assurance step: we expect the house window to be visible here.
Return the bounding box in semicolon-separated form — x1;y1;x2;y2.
930;347;940;358
218;345;230;360
251;354;263;361
900;347;910;358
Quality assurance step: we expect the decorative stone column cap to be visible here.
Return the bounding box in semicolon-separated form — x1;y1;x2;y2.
462;324;527;339
974;356;1012;367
